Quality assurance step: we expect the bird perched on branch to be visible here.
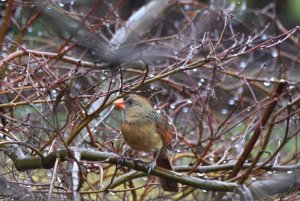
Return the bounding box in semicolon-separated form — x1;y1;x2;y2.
114;94;179;192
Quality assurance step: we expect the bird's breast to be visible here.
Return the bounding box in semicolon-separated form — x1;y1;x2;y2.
121;122;163;152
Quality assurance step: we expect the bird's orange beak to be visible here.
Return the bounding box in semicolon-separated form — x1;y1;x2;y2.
114;98;126;110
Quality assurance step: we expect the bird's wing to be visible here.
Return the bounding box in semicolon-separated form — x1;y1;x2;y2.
155;113;172;150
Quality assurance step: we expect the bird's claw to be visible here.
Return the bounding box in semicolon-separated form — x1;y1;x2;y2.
117;147;131;167
146;161;156;175
117;157;126;167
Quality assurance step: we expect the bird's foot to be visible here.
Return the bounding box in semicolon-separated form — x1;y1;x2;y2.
117;147;132;167
146;160;156;175
117;157;126;167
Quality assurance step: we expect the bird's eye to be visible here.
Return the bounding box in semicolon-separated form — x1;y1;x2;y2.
127;99;134;105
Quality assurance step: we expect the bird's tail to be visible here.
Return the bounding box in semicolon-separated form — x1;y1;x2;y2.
155;148;179;192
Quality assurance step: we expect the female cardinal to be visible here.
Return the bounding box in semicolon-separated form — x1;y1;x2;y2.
114;94;179;192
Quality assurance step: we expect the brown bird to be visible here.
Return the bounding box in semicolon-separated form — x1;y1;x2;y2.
114;94;179;192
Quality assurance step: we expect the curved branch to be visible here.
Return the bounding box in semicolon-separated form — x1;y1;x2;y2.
4;147;238;192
